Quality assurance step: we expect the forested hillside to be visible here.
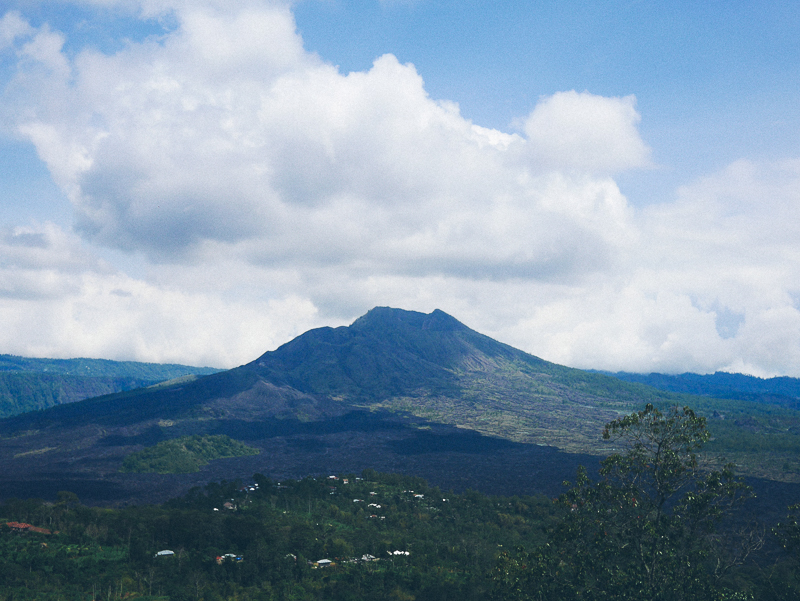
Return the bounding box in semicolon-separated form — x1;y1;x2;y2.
0;354;220;418
606;371;800;409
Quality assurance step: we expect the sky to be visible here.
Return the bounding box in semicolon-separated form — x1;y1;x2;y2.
0;0;799;376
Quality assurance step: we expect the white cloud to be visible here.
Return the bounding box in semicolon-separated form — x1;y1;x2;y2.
475;158;800;377
1;2;800;377
5;6;639;282
18;25;70;80
0;11;32;50
523;91;652;173
0;223;321;366
0;222;106;299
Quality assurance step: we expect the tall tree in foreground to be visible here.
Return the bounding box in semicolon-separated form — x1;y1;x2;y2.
766;503;800;600
495;404;752;601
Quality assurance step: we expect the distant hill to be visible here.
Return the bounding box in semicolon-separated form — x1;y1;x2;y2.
0;355;221;418
1;307;799;506
604;371;800;410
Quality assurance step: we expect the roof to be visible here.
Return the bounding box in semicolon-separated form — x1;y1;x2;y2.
6;522;51;535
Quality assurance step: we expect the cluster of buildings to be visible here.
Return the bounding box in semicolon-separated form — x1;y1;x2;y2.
154;549;244;564
310;551;409;569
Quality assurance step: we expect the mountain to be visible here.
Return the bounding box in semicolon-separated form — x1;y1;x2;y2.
604;371;800;410
1;307;669;445
245;307;677;449
0;307;798;506
0;355;221;418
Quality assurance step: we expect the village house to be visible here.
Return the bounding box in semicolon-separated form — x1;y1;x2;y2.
5;522;52;535
310;558;333;569
216;554;243;564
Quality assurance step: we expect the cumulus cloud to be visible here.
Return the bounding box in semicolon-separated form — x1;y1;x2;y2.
3;4;639;284
1;1;799;377
0;222;321;366
472;158;800;377
523;91;652;172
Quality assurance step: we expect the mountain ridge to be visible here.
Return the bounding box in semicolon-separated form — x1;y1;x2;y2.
0;355;221;418
1;307;799;505
604;370;800;409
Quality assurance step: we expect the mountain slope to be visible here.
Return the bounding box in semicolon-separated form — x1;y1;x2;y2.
605;371;800;409
0;354;220;379
250;308;523;399
2;308;669;443
2;307;795;505
0;355;221;418
246;307;675;450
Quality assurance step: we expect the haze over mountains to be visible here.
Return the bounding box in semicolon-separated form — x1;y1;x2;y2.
1;307;798;508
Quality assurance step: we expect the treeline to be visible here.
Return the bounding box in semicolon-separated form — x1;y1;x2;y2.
1;471;798;600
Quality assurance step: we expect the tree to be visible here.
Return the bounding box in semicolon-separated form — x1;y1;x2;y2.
774;503;800;561
765;503;800;600
494;404;752;601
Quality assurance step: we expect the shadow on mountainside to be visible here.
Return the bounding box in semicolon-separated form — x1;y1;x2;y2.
0;408;598;505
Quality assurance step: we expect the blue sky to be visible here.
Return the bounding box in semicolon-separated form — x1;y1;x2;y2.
1;0;799;376
292;1;800;198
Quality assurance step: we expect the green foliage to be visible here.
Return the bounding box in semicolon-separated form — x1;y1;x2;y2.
736;504;800;601
120;435;259;474
774;504;800;562
0;459;797;600
0;470;557;600
0;372;151;418
600;404;712;509
495;404;754;601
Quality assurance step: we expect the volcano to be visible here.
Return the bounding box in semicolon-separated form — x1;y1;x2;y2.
0;307;678;504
